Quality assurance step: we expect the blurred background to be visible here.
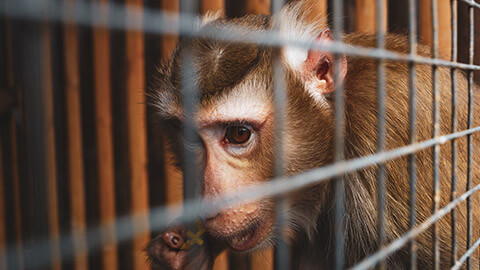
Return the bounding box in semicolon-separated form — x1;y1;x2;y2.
0;0;479;269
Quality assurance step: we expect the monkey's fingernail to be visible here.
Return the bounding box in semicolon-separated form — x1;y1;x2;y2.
171;236;179;245
163;231;184;249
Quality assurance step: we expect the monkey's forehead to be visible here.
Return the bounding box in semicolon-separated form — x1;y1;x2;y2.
168;15;274;101
148;4;320;119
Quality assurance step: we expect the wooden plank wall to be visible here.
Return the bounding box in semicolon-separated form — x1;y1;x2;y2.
419;0;452;59
1;4;25;269
124;0;151;268
92;0;119;269
0;143;6;270
63;1;89;269
355;0;388;32
0;0;475;269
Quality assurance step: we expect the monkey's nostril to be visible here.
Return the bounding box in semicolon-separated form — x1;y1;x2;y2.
163;231;184;249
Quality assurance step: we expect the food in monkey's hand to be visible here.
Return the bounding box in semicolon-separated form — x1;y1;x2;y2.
147;220;224;270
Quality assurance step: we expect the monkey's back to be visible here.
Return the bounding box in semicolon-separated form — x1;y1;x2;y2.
342;33;480;269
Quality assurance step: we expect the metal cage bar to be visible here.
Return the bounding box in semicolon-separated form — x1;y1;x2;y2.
332;0;346;269
466;0;475;269
2;1;480;70
408;0;419;268
450;0;459;266
0;0;480;269
271;1;289;270
430;0;441;269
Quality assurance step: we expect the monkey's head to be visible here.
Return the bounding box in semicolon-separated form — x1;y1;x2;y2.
149;4;347;253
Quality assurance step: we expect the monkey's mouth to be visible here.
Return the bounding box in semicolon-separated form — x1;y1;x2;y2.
227;221;271;251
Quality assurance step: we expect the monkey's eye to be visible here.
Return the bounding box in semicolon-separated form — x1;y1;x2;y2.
224;126;252;144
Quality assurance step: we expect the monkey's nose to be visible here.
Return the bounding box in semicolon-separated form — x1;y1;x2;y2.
203;204;262;237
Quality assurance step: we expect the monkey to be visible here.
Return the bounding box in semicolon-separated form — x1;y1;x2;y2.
146;2;480;269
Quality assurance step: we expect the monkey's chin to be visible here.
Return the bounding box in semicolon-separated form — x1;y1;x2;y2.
227;218;274;252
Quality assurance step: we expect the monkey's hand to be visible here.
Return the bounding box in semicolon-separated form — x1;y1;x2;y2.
147;221;226;270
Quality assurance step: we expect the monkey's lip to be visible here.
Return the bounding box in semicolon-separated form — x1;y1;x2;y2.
227;221;270;251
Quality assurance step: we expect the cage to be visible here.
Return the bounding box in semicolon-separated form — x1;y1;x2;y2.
0;0;479;269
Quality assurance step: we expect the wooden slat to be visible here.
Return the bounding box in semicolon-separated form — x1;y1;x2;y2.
92;0;119;268
245;1;275;268
125;1;151;269
63;2;88;269
419;0;452;59
212;251;229;270
3;9;24;270
251;249;275;270
246;0;270;15
355;0;388;33
202;0;224;14
42;20;62;270
0;141;6;270
10;117;24;270
161;0;180;60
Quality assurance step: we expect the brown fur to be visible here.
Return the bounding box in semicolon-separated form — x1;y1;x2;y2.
147;5;480;269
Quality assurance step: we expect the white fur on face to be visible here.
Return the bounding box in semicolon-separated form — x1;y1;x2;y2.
196;74;273;126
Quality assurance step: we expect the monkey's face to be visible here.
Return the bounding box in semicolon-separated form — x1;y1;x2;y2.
150;10;346;252
157;71;278;251
192;74;277;251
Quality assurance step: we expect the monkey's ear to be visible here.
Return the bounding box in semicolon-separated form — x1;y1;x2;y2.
287;28;347;95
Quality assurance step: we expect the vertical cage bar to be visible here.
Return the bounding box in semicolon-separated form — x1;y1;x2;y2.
272;62;288;270
408;0;418;268
419;0;452;59
198;0;229;266
179;0;200;202
178;0;204;266
91;0;119;268
160;0;183;220
180;50;204;268
466;1;474;269
376;0;386;268
200;1;231;269
333;0;345;269
271;1;288;269
450;0;458;266
430;0;441;269
249;0;275;268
